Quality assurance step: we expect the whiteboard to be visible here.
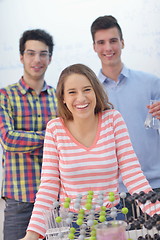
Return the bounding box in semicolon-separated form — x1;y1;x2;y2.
0;0;160;194
0;0;160;89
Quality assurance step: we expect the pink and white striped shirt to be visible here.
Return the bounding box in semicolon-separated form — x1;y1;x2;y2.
27;109;158;238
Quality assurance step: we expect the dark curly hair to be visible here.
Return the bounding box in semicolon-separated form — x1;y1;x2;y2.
19;29;54;56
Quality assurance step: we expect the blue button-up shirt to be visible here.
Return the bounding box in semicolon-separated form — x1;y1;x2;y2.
98;65;160;192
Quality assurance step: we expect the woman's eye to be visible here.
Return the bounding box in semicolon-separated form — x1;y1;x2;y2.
68;91;76;94
85;88;91;92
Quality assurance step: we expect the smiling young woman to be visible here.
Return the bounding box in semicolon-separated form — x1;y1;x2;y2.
21;64;160;240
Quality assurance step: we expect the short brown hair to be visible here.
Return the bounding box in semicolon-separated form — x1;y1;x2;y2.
91;15;123;43
19;29;54;56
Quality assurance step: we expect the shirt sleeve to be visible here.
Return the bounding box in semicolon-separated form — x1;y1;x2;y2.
0;91;45;153
112;110;160;216
27;120;60;237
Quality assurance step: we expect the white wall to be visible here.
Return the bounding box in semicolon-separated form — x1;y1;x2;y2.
0;0;160;90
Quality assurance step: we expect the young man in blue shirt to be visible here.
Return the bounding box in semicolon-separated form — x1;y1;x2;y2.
90;15;160;216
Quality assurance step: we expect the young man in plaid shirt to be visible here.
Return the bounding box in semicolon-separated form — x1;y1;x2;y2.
0;29;57;240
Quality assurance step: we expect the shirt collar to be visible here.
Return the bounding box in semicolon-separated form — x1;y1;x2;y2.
18;77;52;95
98;65;129;84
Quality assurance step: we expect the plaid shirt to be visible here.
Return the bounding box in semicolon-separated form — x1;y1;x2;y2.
0;78;57;202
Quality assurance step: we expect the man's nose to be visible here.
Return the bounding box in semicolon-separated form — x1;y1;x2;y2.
34;53;41;61
104;42;112;50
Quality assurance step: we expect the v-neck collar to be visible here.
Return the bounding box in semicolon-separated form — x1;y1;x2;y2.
60;113;102;151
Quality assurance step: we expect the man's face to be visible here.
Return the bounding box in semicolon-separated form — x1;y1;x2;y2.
20;40;51;81
93;27;124;68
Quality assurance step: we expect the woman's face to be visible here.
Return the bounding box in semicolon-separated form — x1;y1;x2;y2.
63;73;97;121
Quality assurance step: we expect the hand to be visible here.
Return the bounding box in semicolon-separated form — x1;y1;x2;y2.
147;101;160;119
20;231;40;240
